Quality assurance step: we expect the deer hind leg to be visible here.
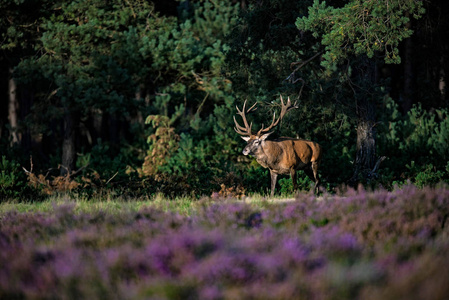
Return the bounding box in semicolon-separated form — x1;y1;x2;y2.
270;170;278;197
304;162;320;194
311;161;320;194
290;168;298;194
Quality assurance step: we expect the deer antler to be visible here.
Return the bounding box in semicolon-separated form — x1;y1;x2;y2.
234;100;258;136
257;95;298;135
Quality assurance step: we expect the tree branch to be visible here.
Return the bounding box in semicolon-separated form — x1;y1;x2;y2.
284;50;324;84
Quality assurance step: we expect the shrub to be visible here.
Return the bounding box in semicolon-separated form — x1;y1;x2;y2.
0;156;30;200
278;172;314;195
378;98;449;187
1;186;448;299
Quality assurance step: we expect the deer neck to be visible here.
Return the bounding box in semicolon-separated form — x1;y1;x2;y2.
254;140;282;168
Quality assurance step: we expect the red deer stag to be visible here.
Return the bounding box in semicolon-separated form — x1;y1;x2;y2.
234;96;322;196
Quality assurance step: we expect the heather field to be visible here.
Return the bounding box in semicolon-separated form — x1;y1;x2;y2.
1;186;449;300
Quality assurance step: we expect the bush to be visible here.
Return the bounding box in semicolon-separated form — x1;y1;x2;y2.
278;171;314;195
412;163;446;188
378;98;449;187
1;186;449;299
0;156;30;200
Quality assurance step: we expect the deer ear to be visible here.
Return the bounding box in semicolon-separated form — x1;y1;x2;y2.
241;136;251;142
260;132;273;141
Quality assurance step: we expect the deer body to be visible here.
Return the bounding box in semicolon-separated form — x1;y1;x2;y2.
235;96;322;196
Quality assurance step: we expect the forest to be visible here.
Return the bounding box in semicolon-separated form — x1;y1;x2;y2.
2;1;449;299
1;0;449;199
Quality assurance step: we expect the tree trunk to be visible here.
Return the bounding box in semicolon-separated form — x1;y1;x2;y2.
440;56;446;103
348;59;382;186
61;108;77;176
349;98;377;185
19;85;33;151
402;17;414;112
8;68;20;145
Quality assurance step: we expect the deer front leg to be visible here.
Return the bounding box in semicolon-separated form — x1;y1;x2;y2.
269;170;278;197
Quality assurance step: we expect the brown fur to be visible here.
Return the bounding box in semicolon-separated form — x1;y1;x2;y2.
243;135;322;196
235;96;322;196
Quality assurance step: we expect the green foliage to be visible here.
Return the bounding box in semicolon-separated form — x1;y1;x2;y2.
296;0;425;70
227;0;357;189
0;0;55;55
411;163;445;189
5;0;244;197
278;172;314;195
142;115;180;178
137;0;241;194
227;0;313;98
0;155;31;200
0;156;21;199
9;0;157;186
293;0;432;188
2;0;447;198
77;139;141;183
378;97;449;187
431;110;449;160
15;0;152;111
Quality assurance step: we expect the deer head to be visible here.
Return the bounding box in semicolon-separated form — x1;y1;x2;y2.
234;95;298;156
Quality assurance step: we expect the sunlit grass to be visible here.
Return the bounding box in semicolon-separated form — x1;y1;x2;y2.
0;193;204;215
0;191;304;215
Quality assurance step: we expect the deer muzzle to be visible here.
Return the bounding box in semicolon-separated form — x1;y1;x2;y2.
242;146;251;156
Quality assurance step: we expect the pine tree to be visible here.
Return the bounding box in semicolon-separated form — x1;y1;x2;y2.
296;0;425;184
14;0;154;174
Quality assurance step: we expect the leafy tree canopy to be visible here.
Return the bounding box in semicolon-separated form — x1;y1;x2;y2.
296;0;425;72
